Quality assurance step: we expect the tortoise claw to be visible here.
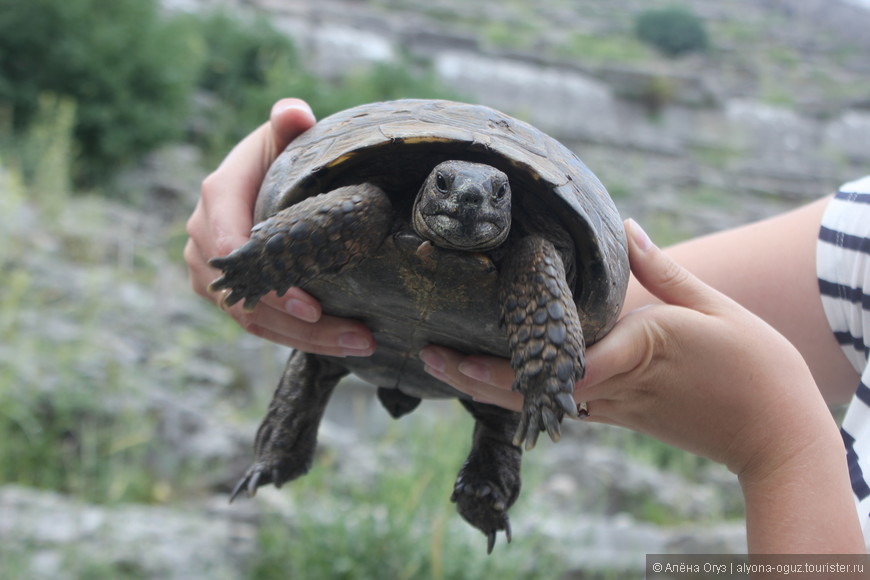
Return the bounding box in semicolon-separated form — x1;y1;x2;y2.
557;392;579;418
484;514;512;554
228;477;251;504
512;405;555;451
543;407;561;442
228;464;270;504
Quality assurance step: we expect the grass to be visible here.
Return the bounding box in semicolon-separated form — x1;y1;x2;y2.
0;190;182;504
248;404;567;580
482;20;542;52
0;104;570;576
556;32;654;64
687;143;742;170
0;70;752;578
0;100;236;506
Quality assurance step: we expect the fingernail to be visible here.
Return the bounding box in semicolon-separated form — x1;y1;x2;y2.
418;348;445;373
343;349;372;358
338;332;372;351
423;364;450;382
285;298;318;322
273;98;314;117
458;360;491;384
627;218;654;252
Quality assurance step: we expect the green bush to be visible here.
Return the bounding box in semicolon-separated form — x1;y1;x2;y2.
0;0;201;185
634;6;709;57
188;11;323;160
325;59;463;113
189;13;461;164
0;1;462;188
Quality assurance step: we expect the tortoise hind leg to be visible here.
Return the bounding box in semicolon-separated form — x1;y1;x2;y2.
209;183;393;310
452;400;523;554
230;350;348;501
498;235;584;451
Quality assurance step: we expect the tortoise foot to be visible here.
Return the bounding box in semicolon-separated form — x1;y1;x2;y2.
229;421;318;503
208;243;274;311
209;184;392;310
450;409;521;554
451;474;514;554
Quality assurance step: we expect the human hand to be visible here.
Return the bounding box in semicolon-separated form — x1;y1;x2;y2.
184;99;375;357
424;218;863;552
422;219;835;477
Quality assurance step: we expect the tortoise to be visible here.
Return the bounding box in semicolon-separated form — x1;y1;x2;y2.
209;99;629;552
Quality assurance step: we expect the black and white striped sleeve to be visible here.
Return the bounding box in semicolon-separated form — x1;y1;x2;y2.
817;175;870;548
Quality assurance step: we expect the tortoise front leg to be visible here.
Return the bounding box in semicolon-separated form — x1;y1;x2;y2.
498;235;584;450
209;183;393;310
230;350;348;500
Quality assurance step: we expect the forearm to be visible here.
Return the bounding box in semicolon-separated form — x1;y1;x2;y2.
623;196;859;405
739;426;865;554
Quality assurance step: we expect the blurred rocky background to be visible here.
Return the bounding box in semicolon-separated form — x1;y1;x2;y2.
1;0;868;578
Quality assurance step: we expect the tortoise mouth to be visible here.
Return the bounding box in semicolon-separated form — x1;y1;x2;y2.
414;211;510;251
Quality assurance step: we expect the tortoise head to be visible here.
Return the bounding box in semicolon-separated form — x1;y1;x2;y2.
412;160;512;251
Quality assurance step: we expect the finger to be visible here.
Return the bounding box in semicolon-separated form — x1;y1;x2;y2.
258;287;322;323
203;99;317;257
625;219;724;313
213;99;315;192
457;354;517;391
418;347;516;391
228;297;374;357
573;307;666;395
577;400;628;426
419;346;525;411
269;98;316;152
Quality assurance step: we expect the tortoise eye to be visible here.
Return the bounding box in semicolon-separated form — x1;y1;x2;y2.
435;172;449;193
494;181;509;201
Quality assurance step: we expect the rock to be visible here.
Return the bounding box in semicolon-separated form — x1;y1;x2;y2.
537;437;742;522
13;1;870;575
519;511;745;575
224;0;870;226
115;143;206;223
0;486;259;580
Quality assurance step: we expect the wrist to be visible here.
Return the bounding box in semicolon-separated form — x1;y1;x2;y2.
737;423;864;553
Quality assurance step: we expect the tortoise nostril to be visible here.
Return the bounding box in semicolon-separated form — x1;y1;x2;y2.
459;188;484;207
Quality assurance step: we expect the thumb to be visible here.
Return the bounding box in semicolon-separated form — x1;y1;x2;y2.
269;99;316;153
624;219;722;312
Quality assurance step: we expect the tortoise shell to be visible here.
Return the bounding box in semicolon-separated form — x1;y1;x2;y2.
255;99;629;399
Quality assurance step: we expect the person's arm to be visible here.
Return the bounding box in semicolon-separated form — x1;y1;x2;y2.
632;196;858;405
436;220;865;553
423;196;859;407
609;220;863;553
739;432;862;553
184;98;374;357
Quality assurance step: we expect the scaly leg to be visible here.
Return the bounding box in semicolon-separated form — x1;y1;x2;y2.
209;183;393;310
452;400;523;553
498;235;584;451
230;350;348;500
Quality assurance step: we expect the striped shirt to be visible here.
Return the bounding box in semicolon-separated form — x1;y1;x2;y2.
817;175;870;546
